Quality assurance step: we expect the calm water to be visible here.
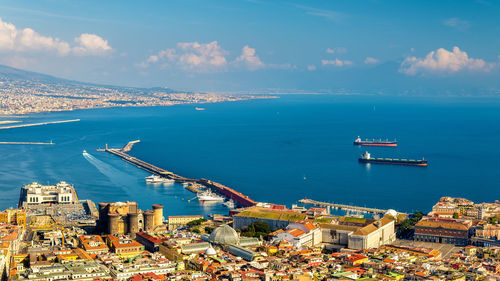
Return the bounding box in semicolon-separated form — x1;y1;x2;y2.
1;95;499;214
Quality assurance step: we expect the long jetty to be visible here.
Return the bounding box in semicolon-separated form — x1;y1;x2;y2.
103;141;257;207
0;142;55;145
298;198;388;215
0;119;80;130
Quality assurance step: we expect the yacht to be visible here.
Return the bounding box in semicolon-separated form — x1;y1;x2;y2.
223;199;236;209
145;175;174;184
197;190;224;202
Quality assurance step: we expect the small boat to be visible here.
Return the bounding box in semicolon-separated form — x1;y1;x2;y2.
145;174;175;184
197;190;224;202
195;107;206;111
82;150;87;154
223;199;236;209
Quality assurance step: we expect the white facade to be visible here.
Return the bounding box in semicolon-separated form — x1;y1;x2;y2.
22;182;75;205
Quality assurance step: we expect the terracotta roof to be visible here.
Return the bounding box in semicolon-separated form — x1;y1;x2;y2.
415;219;469;231
286;228;306;237
352;216;394;236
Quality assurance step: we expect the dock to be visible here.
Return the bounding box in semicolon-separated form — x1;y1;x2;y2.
103;141;257;208
0;119;80;130
0;142;55;145
298;198;388;215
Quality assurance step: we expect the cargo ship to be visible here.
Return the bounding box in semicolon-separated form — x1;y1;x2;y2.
358;152;427;167
353;136;397;147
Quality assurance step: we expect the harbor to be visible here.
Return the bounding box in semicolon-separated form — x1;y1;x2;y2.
298;198;391;215
102;140;257;208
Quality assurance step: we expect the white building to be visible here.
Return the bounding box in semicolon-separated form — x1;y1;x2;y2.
20;181;77;206
272;221;321;248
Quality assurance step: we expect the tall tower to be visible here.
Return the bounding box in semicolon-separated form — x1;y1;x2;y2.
128;212;139;236
152;204;163;227
143;211;154;232
108;213;119;234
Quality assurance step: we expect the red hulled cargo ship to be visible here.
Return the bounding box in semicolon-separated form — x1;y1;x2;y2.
353;136;397;147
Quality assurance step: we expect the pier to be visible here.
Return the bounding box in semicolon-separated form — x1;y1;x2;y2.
0;119;80;130
103;141;257;207
0;141;55;145
298;198;388;215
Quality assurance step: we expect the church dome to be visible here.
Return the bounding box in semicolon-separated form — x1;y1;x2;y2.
205;246;217;256
210;224;239;245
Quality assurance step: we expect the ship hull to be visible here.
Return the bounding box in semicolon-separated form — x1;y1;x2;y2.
359;158;427;167
354;142;397;147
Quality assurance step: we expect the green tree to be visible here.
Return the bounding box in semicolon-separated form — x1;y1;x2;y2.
453;212;459;219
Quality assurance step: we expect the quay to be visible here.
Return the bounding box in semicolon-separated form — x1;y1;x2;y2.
0;141;55;145
0;119;80;130
298;198;388;215
103;141;257;208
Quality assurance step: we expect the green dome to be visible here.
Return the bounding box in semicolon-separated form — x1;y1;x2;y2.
210;224;239;245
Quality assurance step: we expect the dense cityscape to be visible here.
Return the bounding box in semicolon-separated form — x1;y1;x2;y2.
0;179;499;281
0;75;268;115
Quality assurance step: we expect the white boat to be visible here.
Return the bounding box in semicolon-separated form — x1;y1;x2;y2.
223;199;236;209
145;175;174;184
83;149;87;154
197;190;224;202
195;107;206;111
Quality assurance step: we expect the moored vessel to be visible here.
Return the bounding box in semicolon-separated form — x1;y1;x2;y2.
353;136;397;147
358;151;427;167
145;174;175;184
197;190;224;202
223;199;236;209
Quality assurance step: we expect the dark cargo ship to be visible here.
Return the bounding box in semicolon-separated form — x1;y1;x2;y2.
358;152;428;167
354;136;397;147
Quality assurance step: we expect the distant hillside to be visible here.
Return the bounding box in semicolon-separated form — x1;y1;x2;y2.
0;64;184;94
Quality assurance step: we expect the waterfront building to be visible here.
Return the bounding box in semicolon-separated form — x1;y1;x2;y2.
18;181;78;207
414;218;471;245
271;221;321;248
78;235;109;255
97;202;164;236
347;215;396;250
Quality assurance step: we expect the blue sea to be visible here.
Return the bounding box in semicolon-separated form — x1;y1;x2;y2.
1;95;499;215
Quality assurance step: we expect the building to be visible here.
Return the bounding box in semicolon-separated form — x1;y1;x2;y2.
0;209;26;226
233;207;307;230
167;215;203;231
135;232;168;253
105;235;145;258
19;181;78;207
78;235;109;255
414;218;471;245
98;202;164;236
272;221;322;248
348;215;396;250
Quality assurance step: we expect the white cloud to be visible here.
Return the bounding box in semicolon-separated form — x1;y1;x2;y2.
326;47;347;54
400;46;493;75
364;57;379;64
144;41;228;72
307;65;316;71
0;17;111;56
443;18;470;31
321;58;352;67
235;45;264;70
72;33;112;56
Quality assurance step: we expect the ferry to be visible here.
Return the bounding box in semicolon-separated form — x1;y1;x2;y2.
353;136;397;147
358;151;427;167
197;190;224;202
145;174;175;184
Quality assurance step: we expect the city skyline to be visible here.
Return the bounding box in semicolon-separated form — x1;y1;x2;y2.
0;0;499;93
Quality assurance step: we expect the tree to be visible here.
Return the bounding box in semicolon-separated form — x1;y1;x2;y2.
453;212;459;219
241;221;272;238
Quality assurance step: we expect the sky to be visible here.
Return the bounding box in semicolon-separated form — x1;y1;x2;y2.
0;0;499;94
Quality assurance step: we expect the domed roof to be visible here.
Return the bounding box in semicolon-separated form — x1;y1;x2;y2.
385;209;398;217
205;246;217;256
209;224;239;245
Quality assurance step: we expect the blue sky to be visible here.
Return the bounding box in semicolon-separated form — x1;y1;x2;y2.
0;0;499;94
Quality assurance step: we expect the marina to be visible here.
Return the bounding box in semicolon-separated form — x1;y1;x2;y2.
102;140;258;208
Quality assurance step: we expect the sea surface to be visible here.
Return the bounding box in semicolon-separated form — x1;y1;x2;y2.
1;95;499;215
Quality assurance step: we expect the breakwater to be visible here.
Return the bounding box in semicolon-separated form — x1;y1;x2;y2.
103;141;257;208
0;119;80;130
0;141;55;145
